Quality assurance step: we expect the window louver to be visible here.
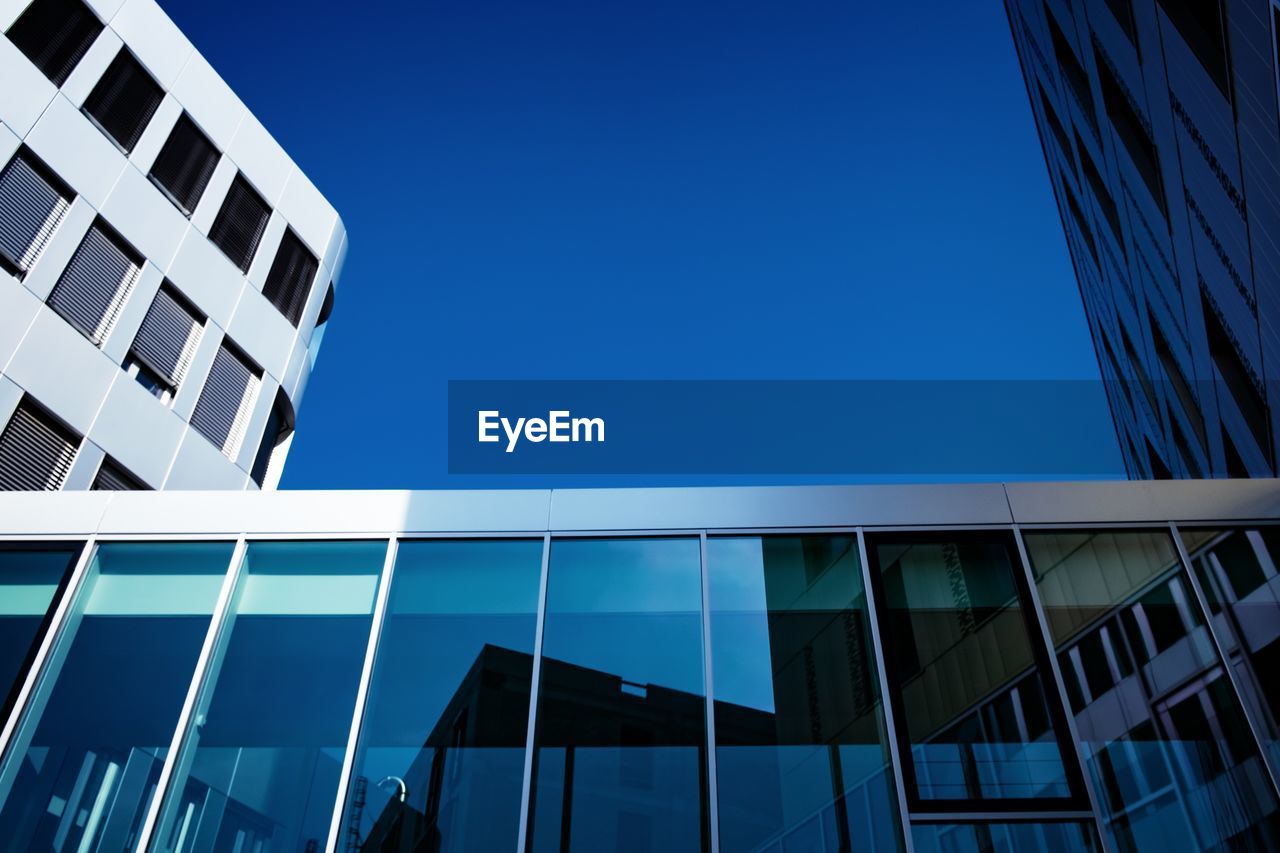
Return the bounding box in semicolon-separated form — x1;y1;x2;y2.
148;114;219;215
129;287;203;391
91;458;146;490
262;230;318;326
82;49;163;153
208;175;270;272
190;344;259;457
0;150;72;275
5;0;103;86
47;223;141;344
0;400;79;491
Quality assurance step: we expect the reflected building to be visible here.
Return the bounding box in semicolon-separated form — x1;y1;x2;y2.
0;481;1274;853
1005;0;1280;478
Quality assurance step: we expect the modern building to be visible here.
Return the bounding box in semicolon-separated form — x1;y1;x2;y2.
0;0;346;492
1005;0;1280;479
0;480;1276;852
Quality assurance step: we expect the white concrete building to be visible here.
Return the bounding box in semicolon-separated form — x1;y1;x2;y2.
0;0;346;491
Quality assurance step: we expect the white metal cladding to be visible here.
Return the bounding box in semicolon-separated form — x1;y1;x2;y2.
0;0;347;492
0;150;71;272
0;401;78;491
189;344;257;456
129;286;202;389
45;222;140;344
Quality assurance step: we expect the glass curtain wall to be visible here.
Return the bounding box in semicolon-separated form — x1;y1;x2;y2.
0;542;81;721
0;541;233;852
1181;527;1280;773
339;539;544;852
706;535;904;853
1024;530;1280;851
152;540;386;853
527;537;707;853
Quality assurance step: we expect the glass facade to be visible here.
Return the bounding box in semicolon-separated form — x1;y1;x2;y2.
0;521;1274;851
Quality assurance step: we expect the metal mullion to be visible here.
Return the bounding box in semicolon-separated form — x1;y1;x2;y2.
516;532;552;853
855;529;916;853
325;537;400;852
0;534;97;803
1010;526;1115;853
699;531;720;853
1170;522;1280;799
135;535;248;852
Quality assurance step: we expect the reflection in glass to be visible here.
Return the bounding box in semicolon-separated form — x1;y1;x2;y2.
1182;528;1280;772
1026;530;1280;851
913;820;1098;853
0;542;80;719
341;539;543;851
871;535;1078;804
0;541;232;851
528;538;707;852
708;536;903;852
153;540;385;852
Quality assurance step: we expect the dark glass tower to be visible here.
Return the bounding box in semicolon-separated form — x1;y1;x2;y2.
1005;0;1280;478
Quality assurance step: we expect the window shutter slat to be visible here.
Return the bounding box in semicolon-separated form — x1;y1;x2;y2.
190;345;259;457
5;0;103;86
209;175;270;272
0;152;71;273
149;114;219;215
131;288;203;388
263;230;318;326
47;224;141;344
82;49;164;153
0;402;79;491
91;459;145;490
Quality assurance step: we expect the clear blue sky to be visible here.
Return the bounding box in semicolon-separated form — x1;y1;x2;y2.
158;0;1124;488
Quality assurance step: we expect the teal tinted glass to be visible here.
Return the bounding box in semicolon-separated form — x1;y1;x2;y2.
1026;531;1280;851
528;538;708;852
341;539;543;851
708;536;903;852
153;540;386;853
913;820;1098;852
0;541;232;852
871;535;1078;804
0;543;80;719
1182;527;1280;772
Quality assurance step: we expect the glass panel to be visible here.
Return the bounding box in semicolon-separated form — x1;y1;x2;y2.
912;820;1098;853
0;541;232;852
153;540;385;853
340;539;543;851
870;534;1078;804
1026;530;1280;851
707;536;903;852
0;542;80;719
528;538;707;852
1181;528;1280;772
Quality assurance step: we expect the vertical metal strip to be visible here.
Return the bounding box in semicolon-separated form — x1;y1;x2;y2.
700;532;721;853
324;537;401;853
0;534;98;799
1011;526;1114;853
855;529;915;853
516;532;552;853
135;535;248;853
1170;522;1280;799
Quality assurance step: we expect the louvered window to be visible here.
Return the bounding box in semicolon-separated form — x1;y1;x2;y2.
0;399;79;491
91;458;146;490
46;221;141;344
250;390;293;487
209;174;270;272
262;229;317;326
126;285;203;399
0;149;72;275
149;114;219;215
5;0;102;86
82;49;163;153
190;343;260;458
